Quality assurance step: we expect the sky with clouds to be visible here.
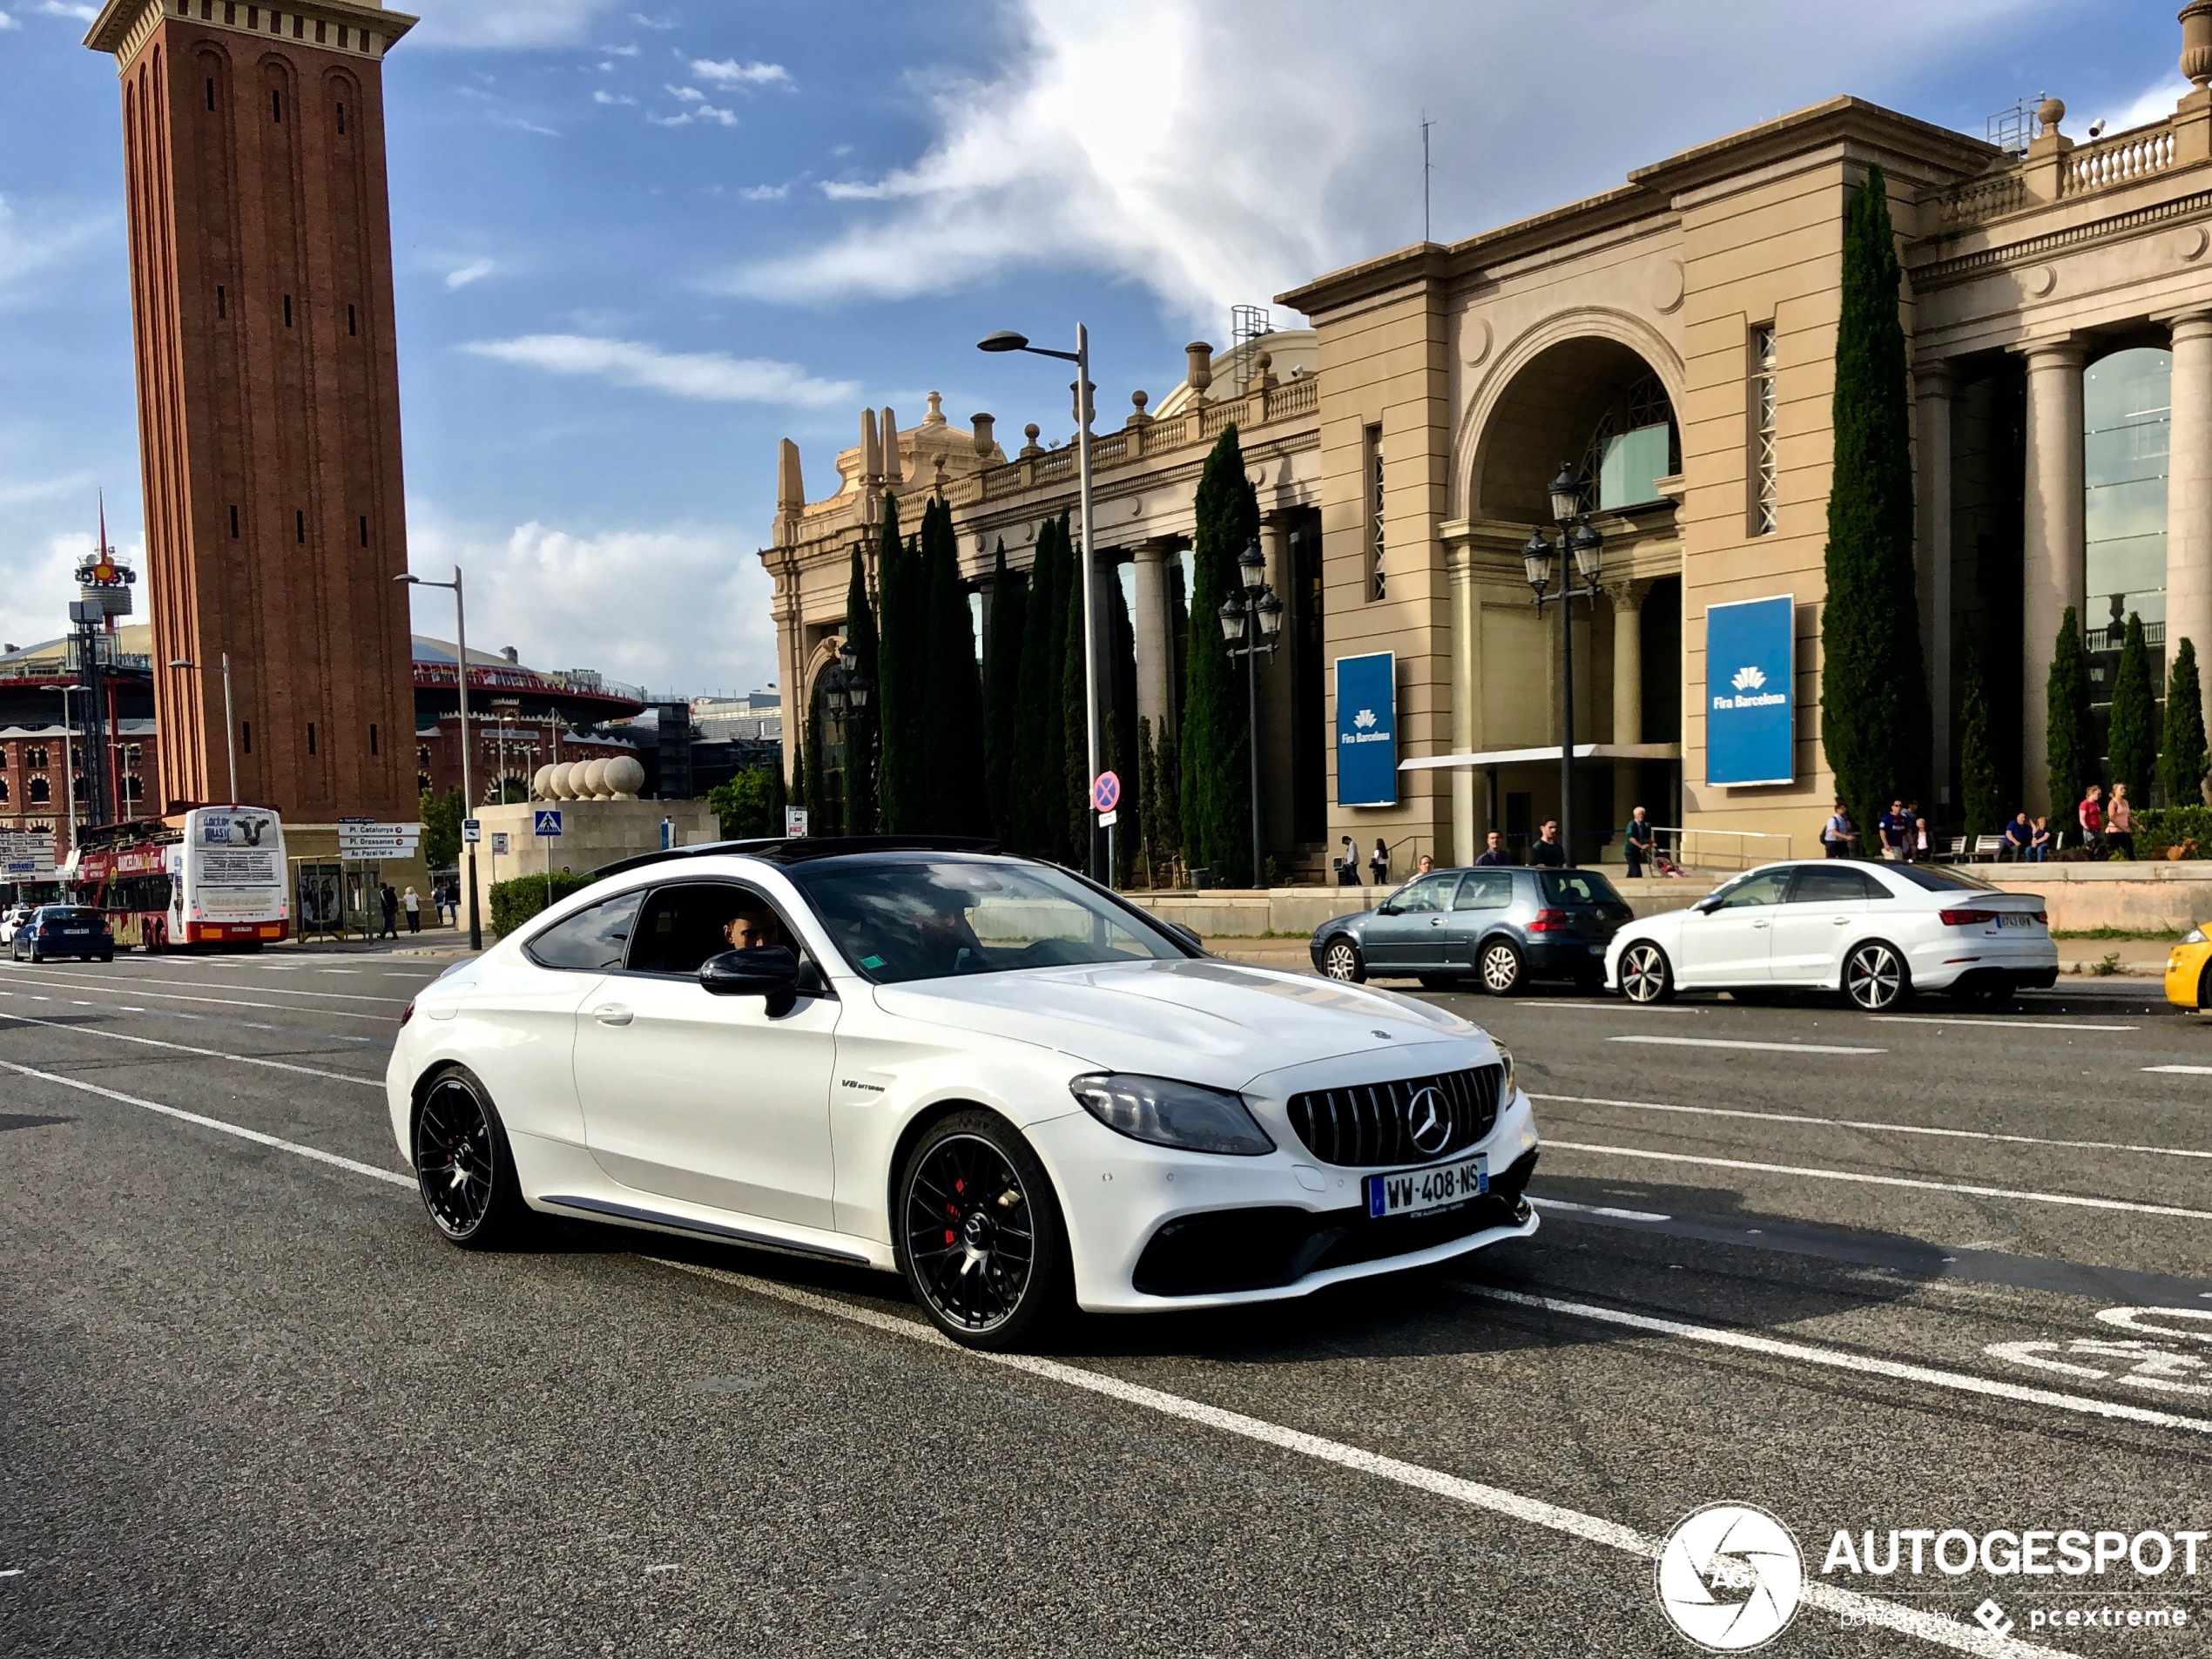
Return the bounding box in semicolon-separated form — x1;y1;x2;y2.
0;0;2191;698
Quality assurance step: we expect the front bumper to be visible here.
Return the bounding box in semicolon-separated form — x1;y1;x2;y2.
1029;1087;1542;1312
2167;940;2212;1008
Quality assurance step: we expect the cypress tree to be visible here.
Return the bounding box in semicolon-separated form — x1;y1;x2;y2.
981;540;1024;842
1136;715;1159;887
1062;516;1091;867
1955;632;2001;846
2046;606;2093;825
1181;427;1258;886
1819;165;1929;840
921;496;988;833
1012;517;1064;856
2106;611;2157;809
843;542;879;835
1154;718;1183;882
789;722;806;809
873;495;930;832
2163;637;2209;808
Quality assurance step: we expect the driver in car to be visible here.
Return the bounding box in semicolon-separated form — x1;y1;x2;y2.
722;902;785;954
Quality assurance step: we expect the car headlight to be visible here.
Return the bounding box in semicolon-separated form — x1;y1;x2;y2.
2188;928;2207;946
1493;1041;1517;1102
1069;1073;1276;1157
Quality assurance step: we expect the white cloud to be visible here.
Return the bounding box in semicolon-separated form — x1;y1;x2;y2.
599;41;641;56
444;258;496;290
35;2;98;18
492;114;562;137
0;528;129;658
631;11;675;28
407;0;623;49
0;471;94;507
0;196;111;307
405;510;779;698
723;0;2040;329
690;59;792;90
460;334;858;408
649;101;738;128
0;12;21;30
2094;77;2192;138
593;89;637;105
668;84;705;102
737;183;791;202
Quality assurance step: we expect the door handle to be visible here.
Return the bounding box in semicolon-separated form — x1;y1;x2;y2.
1750;921;1768;928
1832;917;1850;925
1429;917;1444;927
592;1004;634;1026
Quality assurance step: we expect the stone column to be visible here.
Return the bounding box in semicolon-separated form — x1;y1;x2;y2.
1914;364;1957;801
2168;313;2212;763
1130;538;1176;738
1258;512;1298;863
1608;578;1649;847
1446;538;1481;866
2017;339;2087;813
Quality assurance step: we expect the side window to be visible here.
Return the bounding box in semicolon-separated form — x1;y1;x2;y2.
627;881;801;977
1453;871;1513;910
523;890;642;971
1712;869;1791;909
1393;873;1459;914
1787;866;1874;904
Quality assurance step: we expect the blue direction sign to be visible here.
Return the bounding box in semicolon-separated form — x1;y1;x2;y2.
534;808;563;838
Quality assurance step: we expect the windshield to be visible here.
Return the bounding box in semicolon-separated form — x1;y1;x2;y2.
1885;863;1998;893
788;857;1192;984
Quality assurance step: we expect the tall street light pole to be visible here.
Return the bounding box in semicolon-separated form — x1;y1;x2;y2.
57;685;78;861
1523;462;1605;868
397;566;480;950
166;653;238;803
1216;538;1285;886
980;324;1102;880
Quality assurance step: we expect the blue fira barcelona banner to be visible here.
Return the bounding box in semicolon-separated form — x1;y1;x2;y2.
1705;595;1795;786
1335;651;1398;806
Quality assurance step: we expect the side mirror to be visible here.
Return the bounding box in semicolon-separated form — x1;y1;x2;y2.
1377;900;1399;916
700;946;801;1015
1693;895;1723;914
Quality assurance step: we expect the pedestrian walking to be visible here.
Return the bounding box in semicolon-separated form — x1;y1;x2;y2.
2107;782;2135;860
1336;835;1359;888
1527;819;1565;868
1623;806;1654;878
1912;807;1930;863
1821;800;1857;858
378;882;399;941
402;886;421;934
1474;831;1513;867
1367;838;1389;887
1878;799;1908;861
2078;784;2107;856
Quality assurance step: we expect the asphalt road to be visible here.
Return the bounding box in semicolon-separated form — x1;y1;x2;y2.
2;946;2208;1658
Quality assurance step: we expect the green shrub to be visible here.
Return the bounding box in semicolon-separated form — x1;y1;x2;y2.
489;868;600;936
2134;806;2212;859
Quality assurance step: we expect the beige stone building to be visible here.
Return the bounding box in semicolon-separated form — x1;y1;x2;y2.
763;7;2212;876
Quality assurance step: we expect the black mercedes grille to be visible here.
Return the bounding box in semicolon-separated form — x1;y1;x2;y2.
1285;1063;1503;1167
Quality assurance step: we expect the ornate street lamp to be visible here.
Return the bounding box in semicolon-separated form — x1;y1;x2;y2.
1220;536;1285;885
1526;462;1604;867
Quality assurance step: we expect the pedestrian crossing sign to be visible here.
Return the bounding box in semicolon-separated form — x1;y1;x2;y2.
534;809;563;838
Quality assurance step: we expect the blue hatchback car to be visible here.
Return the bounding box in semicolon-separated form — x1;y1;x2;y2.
11;905;116;964
1312;866;1634;995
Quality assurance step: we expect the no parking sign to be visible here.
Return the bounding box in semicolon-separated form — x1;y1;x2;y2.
1090;772;1120;813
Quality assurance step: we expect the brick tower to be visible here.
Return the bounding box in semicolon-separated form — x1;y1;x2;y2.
84;0;418;824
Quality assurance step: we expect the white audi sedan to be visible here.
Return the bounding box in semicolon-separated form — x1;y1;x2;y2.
387;841;1540;1348
1605;858;2058;1009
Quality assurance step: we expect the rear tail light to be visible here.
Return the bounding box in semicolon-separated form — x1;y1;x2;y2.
399;998;415;1028
1939;909;1998;927
1528;907;1569;933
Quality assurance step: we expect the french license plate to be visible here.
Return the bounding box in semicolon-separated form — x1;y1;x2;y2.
1997;913;2033;928
1366;1151;1489;1219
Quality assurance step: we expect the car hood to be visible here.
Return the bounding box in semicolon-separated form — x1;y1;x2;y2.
869;956;1474;1089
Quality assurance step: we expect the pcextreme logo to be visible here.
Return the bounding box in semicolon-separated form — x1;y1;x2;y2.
1656;1503;1805;1651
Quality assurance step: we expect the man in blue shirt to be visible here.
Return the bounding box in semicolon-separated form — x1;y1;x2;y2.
2002;812;2033;860
1473;830;1514;867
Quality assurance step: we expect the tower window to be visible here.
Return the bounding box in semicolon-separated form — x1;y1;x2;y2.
1364;423;1386;602
242;721;252;754
271;88;281;124
358;515;368;547
307;723;316;756
295;509;306;543
315;18;324;41
336;102;346;135
229;504;239;537
347;303;356;336
283;294;293;327
369;724;380;756
216;284;226;318
205;78;214;111
1750;323;1778;536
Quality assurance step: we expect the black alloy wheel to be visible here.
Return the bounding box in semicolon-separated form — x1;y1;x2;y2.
1619;941;1675;1003
1320;937;1365;982
413;1069;529;1248
897;1112;1069;1351
1843;940;1910;1011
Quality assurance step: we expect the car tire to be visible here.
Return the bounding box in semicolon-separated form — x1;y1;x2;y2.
1319;936;1366;983
98;952;114;964
1843;940;1911;1011
1619;941;1675;1003
894;1109;1072;1352
412;1066;533;1250
2198;961;2212;1013
1477;939;1525;996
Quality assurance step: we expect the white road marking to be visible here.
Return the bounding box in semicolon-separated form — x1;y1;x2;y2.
1528;1196;1672;1223
1531;1091;2212;1162
644;1563;681;1574
661;1259;2068;1659
0;1060;411;1187
0;1009;382;1088
1608;1035;1884;1055
47;970;409;1005
1511;1001;1701;1015
1871;1015;2136;1032
1985;1339;2210;1397
1454;1285;2212;1436
0;975;395;1023
2144;1065;2212;1076
1543;1139;2212;1220
0;1568;20;1577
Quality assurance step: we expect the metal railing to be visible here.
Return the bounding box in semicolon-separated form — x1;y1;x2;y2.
1647;825;1793;873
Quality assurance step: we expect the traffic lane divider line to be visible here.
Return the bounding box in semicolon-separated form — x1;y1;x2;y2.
2144;1065;2212;1076
1608;1035;1885;1055
0;974;396;1023
0;1008;383;1088
1531;1092;2212;1163
1452;1284;2212;1439
1529;1195;1672;1223
0;1053;2078;1659
1870;1015;2136;1032
657;1258;2072;1659
11;965;413;1005
1542;1140;2212;1221
0;1060;412;1188
0;988;376;1045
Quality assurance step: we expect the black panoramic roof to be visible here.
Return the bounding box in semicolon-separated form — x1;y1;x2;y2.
593;834;1001;881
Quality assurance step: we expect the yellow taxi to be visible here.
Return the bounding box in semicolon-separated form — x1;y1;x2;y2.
2165;927;2212;1010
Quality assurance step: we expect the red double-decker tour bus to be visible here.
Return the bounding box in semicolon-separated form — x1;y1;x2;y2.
65;806;290;951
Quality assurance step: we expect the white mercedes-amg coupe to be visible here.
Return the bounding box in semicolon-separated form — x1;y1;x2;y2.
387;840;1541;1348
